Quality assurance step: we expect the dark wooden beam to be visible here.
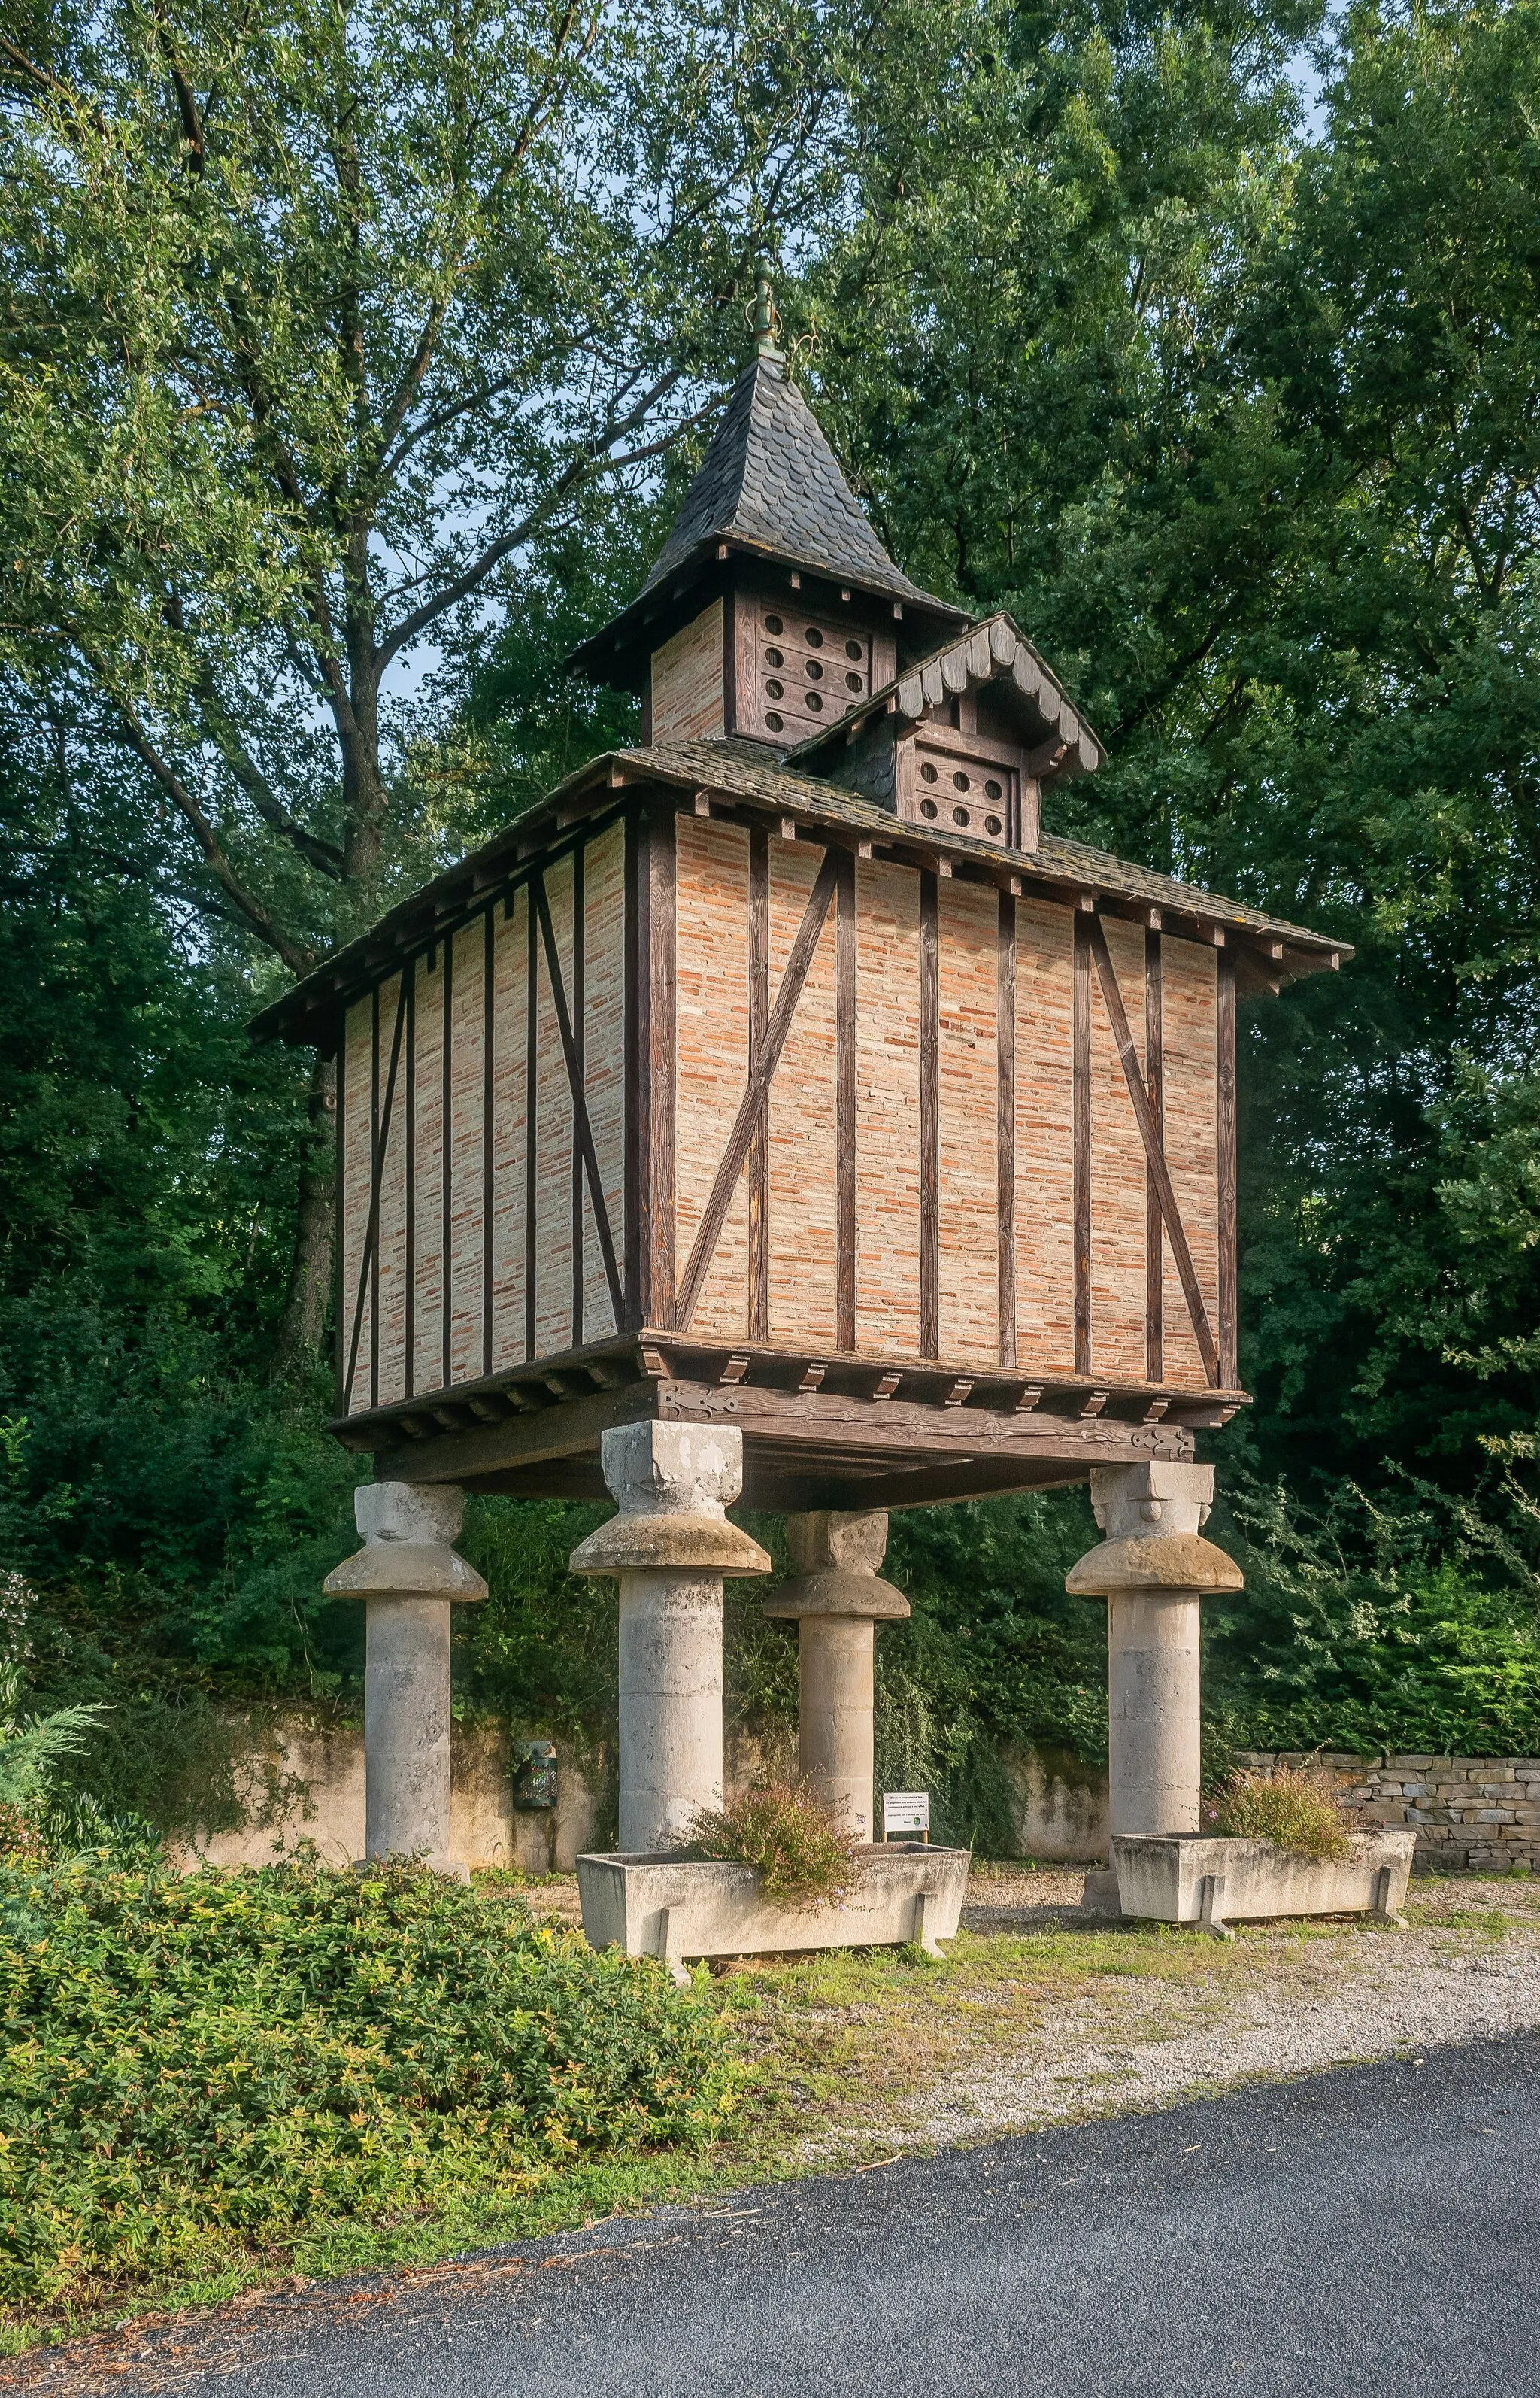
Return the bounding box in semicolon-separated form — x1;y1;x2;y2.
675;851;840;1330
374;1380;655;1484
647;806;677;1325
532;868;624;1329
920;869;939;1359
1217;949;1238;1387
441;925;454;1390
1087;914;1221;1387
570;842;586;1349
835;848;857;1351
1072;912;1091;1374
524;883;538;1361
1144;925;1163;1384
747;823;769;1343
997;887;1017;1368
405;960;417;1398
481;909;494;1378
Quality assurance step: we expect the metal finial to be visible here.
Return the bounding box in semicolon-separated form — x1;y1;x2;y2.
751;253;781;359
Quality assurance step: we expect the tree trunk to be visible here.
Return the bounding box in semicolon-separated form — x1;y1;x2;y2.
271;1049;339;1389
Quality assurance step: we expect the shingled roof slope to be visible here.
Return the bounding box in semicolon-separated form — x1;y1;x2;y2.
250;734;1350;1049
640;356;950;612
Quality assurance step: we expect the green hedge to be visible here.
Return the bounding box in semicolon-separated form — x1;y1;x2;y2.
0;1855;735;2305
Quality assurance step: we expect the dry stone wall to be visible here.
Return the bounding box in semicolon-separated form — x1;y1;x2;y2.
1238;1750;1540;1874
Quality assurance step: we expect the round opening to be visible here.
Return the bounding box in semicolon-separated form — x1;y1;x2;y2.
845;639;863;660
806;691;823;711
846;670;863;691
765;679;783;700
953;770;970;792
920;761;939;784
765;710;784;732
765;614;783;635
985;814;1002;836
920;797;938;820
984;778;1002;801
806;659;823;680
953;806;971;827
805;626;823;646
765;646;784;669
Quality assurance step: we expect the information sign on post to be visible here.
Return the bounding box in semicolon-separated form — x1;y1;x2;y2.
882;1791;930;1841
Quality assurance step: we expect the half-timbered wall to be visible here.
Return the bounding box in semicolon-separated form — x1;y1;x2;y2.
338;802;1233;1418
671;817;1229;1393
337;818;626;1416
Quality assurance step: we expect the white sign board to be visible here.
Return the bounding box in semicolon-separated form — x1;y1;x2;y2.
883;1790;930;1836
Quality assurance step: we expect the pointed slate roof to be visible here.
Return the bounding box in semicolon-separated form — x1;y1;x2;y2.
639;355;949;611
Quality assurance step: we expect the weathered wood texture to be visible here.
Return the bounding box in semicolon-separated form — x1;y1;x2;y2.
338;804;1232;1418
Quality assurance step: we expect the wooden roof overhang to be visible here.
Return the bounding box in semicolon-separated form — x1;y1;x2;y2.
344;1325;1236;1511
251;736;1348;1055
565;534;969;697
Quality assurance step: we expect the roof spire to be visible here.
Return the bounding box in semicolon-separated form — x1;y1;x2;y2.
750;253;781;360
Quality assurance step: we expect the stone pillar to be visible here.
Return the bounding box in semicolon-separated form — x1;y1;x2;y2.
324;1481;488;1874
1066;1462;1242;1856
568;1424;770;1853
763;1510;910;1842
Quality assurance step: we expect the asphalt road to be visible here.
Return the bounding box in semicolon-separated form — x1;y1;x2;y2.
106;2035;1540;2398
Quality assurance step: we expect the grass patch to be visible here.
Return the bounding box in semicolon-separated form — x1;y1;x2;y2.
5;1862;1532;2357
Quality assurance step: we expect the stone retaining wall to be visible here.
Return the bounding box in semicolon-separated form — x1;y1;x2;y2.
1237;1750;1540;1874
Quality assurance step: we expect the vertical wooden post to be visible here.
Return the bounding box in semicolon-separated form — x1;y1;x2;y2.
571;844;586;1351
635;805;677;1329
1217;951;1238;1387
370;980;381;1409
405;962;416;1398
441;930;454;1389
996;888;1017;1369
1144;927;1163;1385
524;884;538;1362
919;869;939;1361
747;824;770;1343
1072;912;1092;1376
481;912;494;1378
333;1020;346;1416
835;848;857;1352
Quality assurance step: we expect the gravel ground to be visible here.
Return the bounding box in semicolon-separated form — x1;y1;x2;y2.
520;1861;1540;2153
865;1865;1540;2151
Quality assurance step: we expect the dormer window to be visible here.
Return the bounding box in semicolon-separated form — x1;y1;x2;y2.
900;723;1027;849
746;596;888;743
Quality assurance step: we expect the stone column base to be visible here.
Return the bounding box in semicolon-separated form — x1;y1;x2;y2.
764;1510;910;1842
569;1424;769;1853
325;1482;487;1870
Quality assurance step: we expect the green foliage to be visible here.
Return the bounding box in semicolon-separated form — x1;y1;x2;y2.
684;1781;859;1905
0;1853;736;2307
0;1665;106;1814
1205;1474;1540;1757
1208;1765;1351;1860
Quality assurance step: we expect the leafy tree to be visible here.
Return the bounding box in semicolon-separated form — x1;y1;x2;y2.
1;0;864;1367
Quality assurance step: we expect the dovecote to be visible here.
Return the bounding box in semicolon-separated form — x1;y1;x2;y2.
253;323;1349;1512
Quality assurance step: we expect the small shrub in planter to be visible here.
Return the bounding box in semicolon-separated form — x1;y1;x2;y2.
682;1782;859;1908
1206;1765;1351;1860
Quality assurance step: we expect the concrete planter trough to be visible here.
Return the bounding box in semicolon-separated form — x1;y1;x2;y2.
1111;1829;1417;1939
577;1844;969;1984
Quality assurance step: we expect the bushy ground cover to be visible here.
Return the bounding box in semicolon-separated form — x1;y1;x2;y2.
0;1853;737;2318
